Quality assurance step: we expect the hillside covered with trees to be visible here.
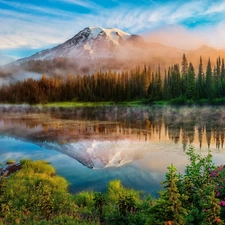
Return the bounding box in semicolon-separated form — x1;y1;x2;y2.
0;55;225;104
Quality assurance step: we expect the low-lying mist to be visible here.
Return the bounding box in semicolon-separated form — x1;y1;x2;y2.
1;30;225;83
0;71;42;85
0;105;225;153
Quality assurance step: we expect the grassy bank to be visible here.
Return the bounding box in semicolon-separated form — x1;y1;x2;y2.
37;97;225;108
38;100;144;108
145;97;225;106
2;97;225;108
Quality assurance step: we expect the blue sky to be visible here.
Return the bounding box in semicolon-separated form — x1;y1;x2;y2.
0;0;225;65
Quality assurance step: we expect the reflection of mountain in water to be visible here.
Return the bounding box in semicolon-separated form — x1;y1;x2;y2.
39;140;150;169
0;105;225;168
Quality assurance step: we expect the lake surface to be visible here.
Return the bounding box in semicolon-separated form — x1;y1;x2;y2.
1;105;225;196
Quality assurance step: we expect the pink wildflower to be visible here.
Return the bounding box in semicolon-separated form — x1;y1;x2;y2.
221;201;225;207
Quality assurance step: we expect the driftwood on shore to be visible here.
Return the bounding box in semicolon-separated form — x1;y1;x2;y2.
0;163;21;178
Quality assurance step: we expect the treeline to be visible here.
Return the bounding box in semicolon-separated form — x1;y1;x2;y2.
0;54;225;104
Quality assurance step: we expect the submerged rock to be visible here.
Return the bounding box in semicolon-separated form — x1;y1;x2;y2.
0;162;21;178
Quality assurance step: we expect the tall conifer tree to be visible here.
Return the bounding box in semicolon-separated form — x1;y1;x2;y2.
181;54;188;97
197;56;205;99
205;58;213;99
186;62;196;99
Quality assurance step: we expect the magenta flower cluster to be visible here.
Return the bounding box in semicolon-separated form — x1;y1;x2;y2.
209;165;225;207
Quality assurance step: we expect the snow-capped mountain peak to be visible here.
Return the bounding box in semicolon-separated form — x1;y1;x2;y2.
15;26;143;63
65;26;131;47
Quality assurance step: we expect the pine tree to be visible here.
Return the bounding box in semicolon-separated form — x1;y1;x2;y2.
163;69;170;100
186;62;196;100
197;56;205;99
214;58;222;98
221;59;225;96
171;64;182;99
205;58;214;99
181;54;188;97
201;189;223;225
149;164;188;225
156;66;163;100
147;72;155;100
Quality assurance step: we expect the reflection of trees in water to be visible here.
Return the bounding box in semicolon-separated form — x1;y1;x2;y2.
163;107;225;150
206;122;224;149
1;106;225;149
206;122;212;149
161;107;225;149
198;126;204;149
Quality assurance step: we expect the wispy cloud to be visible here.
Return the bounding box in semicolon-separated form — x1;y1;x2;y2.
0;0;225;63
55;0;99;10
0;0;74;18
167;1;204;24
203;1;225;15
0;12;75;49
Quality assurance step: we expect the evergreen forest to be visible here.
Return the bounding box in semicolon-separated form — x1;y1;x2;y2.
0;55;225;104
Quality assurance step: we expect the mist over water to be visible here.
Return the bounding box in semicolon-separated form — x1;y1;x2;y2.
1;105;225;195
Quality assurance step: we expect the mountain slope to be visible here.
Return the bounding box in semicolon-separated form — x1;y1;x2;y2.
3;26;225;76
16;27;144;63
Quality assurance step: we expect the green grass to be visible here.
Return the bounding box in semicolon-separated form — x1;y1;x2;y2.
117;100;145;106
4;97;225;108
39;101;115;107
149;98;225;106
38;100;145;108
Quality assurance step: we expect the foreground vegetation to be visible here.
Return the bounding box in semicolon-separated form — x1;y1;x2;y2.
1;147;225;224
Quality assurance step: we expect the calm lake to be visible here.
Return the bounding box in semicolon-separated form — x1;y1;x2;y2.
1;105;225;196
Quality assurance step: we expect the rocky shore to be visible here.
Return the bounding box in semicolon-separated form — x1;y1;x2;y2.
0;162;21;178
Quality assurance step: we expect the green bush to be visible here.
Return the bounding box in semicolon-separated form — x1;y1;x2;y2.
0;160;78;224
1;147;225;224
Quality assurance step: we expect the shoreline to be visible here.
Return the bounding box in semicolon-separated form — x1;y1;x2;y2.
0;162;21;178
1;98;225;108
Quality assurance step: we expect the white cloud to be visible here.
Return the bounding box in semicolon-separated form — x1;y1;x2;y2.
167;1;205;23
0;17;70;49
0;1;74;18
203;1;225;15
0;0;225;59
55;0;99;9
